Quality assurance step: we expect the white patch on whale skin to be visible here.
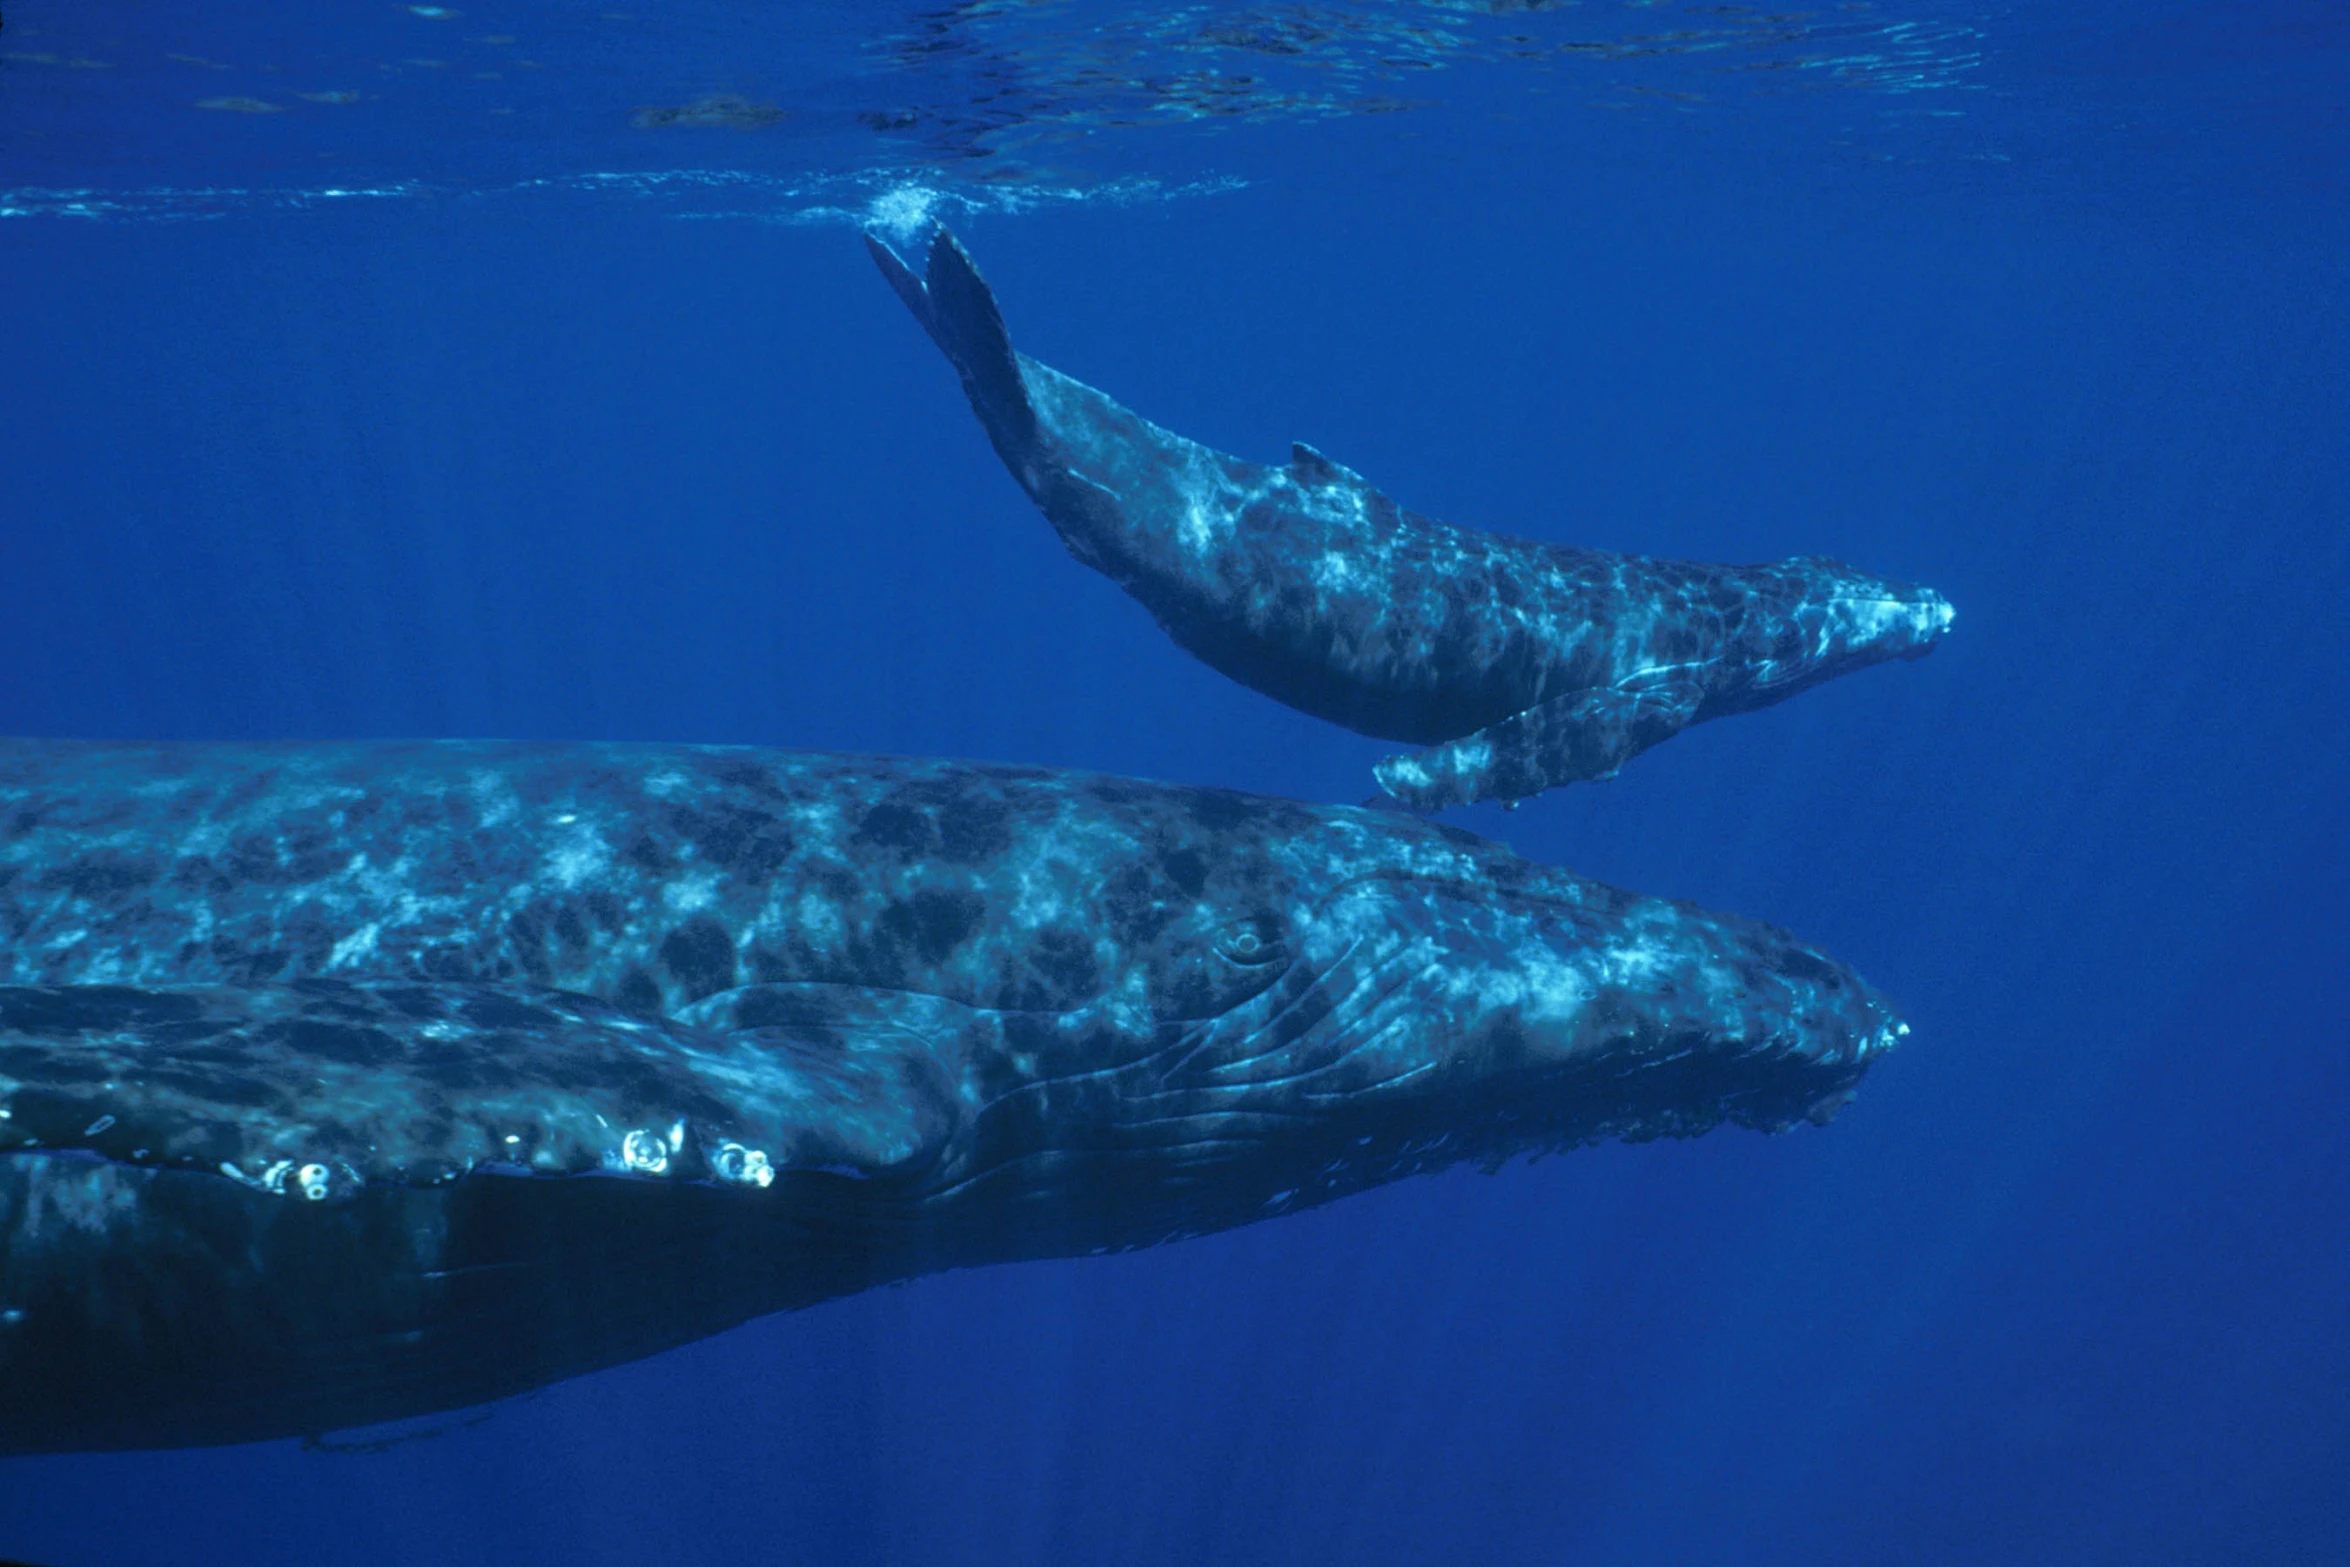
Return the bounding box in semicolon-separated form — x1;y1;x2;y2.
1827;593;1954;647
1854;1020;1911;1060
17;1160;142;1238
663;871;721;915
1590;923;1681;996
1311;550;1362;593
322;851;459;956
327;921;381;969
467;770;521;828
542;817;611;890
1376;756;1433;795
1502;949;1600;1023
1167;447;1247;559
174;819;231;859
1178;493;1218;554
38;926;91;956
791;889;845;947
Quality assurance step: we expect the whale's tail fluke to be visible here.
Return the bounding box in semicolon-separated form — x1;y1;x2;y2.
866;225;1039;449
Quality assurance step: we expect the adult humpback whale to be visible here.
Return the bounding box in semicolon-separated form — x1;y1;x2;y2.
0;738;1902;1454
869;226;1956;810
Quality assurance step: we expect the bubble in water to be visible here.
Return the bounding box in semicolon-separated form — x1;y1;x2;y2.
867;184;941;252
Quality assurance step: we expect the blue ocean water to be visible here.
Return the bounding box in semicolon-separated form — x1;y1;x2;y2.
2;0;2345;1561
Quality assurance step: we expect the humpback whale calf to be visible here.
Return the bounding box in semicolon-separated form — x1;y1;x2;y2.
869;226;1956;810
0;738;1903;1453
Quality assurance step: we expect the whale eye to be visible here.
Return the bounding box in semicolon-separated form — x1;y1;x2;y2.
1214;917;1287;968
1148;915;1293;1019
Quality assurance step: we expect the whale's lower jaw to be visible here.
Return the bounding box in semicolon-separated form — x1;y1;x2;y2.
0;1022;1869;1457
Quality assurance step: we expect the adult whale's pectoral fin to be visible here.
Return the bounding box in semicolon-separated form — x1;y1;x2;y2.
866;224;1039;450
675;983;993;1178
0;980;974;1195
1372;680;1705;810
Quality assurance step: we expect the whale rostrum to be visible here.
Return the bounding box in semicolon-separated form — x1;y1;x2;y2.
0;739;1902;1453
869;225;1955;810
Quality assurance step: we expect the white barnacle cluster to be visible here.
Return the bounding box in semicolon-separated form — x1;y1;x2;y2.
617;1122;683;1175
712;1140;776;1188
216;1158;344;1201
612;1122;776;1187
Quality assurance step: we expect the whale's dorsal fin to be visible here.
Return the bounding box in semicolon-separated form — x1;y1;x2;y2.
1290;442;1367;489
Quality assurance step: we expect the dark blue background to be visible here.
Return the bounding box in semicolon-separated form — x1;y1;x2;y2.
3;17;2347;1561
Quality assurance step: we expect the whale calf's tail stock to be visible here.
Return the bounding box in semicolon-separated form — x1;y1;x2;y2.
866;226;1039;451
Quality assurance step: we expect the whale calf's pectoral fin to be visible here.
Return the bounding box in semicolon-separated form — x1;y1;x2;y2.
1290;442;1368;489
1372;680;1705;810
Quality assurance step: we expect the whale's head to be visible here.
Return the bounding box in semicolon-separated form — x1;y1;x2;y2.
949;800;1905;1238
1718;555;1955;711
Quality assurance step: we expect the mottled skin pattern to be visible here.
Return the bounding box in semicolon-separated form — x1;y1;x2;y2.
0;739;1903;1453
869;226;1956;809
